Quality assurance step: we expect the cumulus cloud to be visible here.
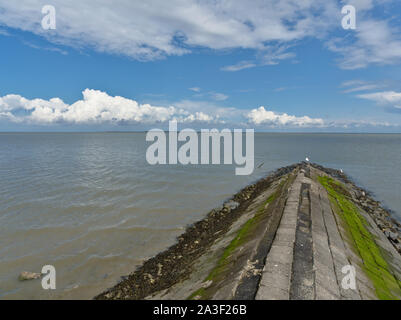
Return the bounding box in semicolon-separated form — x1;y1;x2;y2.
1;90;397;129
0;89;216;124
173;100;242;123
247;106;324;127
0;90;329;128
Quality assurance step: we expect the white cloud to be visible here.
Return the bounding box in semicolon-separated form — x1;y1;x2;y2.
1;90;396;129
0;89;217;124
0;28;10;36
221;61;256;72
328;18;401;69
260;45;296;65
247;106;324;127
0;90;324;128
22;41;68;55
0;0;339;61
340;80;385;93
356;90;401;112
325;118;393;128
357;91;401;105
342;84;382;93
340;80;367;87
1;1;400;69
221;45;296;71
344;0;374;11
187;89;229;102
173;100;241;120
210;92;228;101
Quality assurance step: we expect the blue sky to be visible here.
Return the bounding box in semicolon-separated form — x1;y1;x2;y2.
1;0;401;132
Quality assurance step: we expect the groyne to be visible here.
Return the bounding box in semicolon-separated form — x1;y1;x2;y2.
95;163;401;300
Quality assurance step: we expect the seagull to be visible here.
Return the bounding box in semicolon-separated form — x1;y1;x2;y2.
340;169;343;173
305;157;309;162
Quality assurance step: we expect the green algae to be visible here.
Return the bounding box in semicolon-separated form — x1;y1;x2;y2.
206;193;276;280
188;180;286;300
318;175;401;300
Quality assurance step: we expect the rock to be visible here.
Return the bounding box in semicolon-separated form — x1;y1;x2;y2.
224;200;240;211
374;218;384;230
201;280;213;288
19;271;41;281
355;190;365;200
222;207;230;213
384;230;399;242
374;209;384;216
209;210;217;217
390;218;401;228
389;232;399;242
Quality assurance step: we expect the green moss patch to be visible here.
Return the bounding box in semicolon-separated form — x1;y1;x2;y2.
318;176;401;300
188;181;285;300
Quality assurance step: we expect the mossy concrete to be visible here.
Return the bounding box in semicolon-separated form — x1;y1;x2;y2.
187;190;281;300
318;176;401;300
96;163;401;300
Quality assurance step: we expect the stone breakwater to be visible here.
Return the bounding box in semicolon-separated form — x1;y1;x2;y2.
311;164;401;254
95;163;401;300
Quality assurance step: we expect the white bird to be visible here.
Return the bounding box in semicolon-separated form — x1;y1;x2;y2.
340;169;343;173
305;157;309;162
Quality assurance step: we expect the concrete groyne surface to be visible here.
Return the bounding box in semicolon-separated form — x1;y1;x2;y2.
95;163;401;300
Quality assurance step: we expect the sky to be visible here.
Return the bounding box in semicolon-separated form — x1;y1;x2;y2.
1;0;401;132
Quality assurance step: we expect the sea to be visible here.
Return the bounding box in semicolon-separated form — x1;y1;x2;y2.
0;132;400;299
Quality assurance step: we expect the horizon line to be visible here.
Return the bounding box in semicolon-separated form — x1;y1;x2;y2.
1;131;401;134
